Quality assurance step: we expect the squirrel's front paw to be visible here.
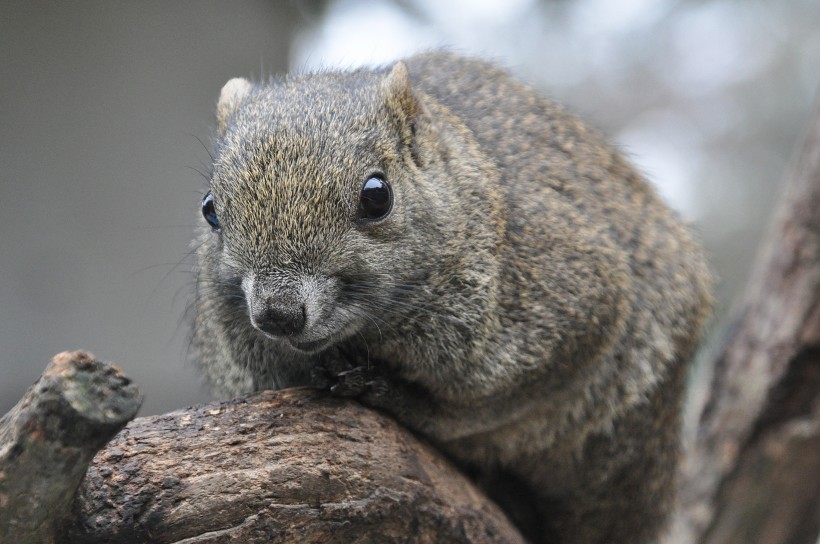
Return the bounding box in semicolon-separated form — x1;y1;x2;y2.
312;349;389;400
329;366;370;397
331;366;390;399
310;349;351;390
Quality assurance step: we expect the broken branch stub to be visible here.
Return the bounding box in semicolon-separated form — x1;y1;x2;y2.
0;351;142;544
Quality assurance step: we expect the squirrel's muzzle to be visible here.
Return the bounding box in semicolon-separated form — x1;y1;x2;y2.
241;273;337;344
251;303;306;337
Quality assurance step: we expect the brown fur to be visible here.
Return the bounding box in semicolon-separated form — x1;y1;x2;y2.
192;52;713;543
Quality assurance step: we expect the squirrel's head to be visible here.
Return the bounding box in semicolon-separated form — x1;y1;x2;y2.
200;61;501;354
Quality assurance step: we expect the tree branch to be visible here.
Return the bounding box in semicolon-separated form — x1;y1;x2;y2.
60;388;524;543
0;352;142;544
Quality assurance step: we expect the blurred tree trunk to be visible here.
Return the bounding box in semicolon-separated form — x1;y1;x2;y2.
2;96;819;544
667;97;820;544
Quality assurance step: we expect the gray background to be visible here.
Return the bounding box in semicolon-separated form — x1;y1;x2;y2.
2;0;818;415
1;1;299;414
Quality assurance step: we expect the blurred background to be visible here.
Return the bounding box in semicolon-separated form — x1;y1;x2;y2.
2;0;818;416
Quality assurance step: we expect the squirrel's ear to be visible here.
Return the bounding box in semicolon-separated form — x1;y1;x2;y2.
381;61;423;127
382;62;432;164
216;77;252;133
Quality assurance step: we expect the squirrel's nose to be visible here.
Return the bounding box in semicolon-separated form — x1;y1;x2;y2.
252;305;306;337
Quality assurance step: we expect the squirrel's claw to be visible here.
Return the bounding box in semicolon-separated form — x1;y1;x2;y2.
331;366;390;402
329;367;369;397
313;349;389;399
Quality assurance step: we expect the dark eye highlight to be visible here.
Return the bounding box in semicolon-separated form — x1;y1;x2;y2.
358;176;393;221
201;191;220;231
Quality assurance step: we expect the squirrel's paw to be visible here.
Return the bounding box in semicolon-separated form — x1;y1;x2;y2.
330;367;368;397
310;350;351;390
312;349;389;400
331;366;390;400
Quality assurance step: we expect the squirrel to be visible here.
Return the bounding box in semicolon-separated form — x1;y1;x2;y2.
192;51;713;543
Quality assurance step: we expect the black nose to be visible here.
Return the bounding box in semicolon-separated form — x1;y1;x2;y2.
252;305;306;337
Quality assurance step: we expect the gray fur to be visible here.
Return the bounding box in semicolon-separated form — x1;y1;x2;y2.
192;52;713;543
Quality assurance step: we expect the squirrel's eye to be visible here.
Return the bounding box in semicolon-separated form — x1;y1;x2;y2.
201;191;220;231
358;176;393;221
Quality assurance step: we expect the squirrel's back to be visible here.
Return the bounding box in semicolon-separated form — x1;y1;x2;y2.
410;50;711;437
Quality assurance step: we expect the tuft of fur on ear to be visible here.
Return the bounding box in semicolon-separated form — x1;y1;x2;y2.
216;78;252;133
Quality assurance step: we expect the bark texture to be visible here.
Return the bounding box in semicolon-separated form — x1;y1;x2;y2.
61;388;524;543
